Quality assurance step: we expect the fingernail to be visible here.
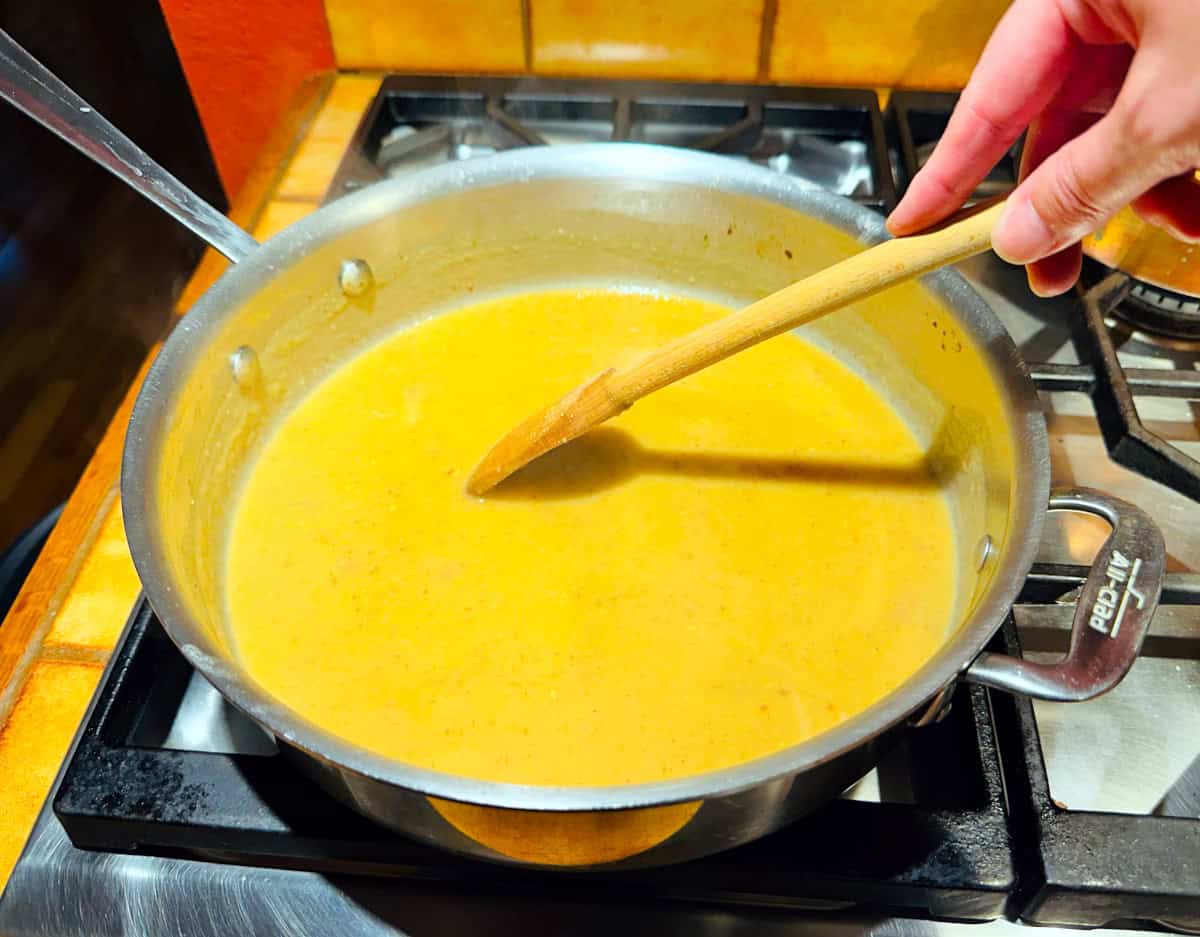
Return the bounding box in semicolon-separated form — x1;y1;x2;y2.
1027;269;1070;298
1027;268;1053;297
993;200;1055;265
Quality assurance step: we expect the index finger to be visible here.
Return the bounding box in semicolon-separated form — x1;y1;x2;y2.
887;0;1078;235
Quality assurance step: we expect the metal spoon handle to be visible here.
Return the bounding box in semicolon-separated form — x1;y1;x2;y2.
0;29;258;263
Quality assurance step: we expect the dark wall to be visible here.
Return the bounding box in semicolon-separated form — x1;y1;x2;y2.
0;0;225;551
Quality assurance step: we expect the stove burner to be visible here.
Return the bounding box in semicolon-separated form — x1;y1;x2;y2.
1116;278;1200;340
1076;256;1200;342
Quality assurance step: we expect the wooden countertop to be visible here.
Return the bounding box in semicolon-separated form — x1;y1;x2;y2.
0;73;382;891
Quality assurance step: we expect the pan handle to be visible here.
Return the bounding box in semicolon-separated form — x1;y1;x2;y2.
964;487;1165;702
0;29;258;263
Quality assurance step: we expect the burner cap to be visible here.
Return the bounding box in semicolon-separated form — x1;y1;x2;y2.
1080;257;1200;340
1115;279;1200;340
1082;206;1200;339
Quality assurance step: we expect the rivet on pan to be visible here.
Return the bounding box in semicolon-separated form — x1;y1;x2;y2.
339;258;374;297
230;345;262;391
975;534;994;571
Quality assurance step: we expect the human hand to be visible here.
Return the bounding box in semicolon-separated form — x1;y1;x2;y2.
886;0;1200;296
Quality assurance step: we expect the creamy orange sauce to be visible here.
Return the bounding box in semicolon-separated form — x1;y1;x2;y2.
226;289;957;786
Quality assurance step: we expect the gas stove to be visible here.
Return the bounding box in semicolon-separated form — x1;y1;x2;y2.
1;77;1199;937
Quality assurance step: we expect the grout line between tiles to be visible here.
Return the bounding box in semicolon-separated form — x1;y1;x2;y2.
520;0;534;71
0;485;118;727
757;0;779;82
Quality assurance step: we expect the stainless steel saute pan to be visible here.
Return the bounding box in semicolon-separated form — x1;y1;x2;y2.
1;31;1167;870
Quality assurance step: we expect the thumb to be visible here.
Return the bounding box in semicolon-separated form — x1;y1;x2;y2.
992;107;1168;264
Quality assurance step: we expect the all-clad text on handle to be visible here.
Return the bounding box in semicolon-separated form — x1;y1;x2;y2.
965;487;1165;702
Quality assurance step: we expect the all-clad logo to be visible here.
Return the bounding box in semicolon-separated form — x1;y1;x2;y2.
1088;550;1146;638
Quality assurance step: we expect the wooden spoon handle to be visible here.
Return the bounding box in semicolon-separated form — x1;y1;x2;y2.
606;199;1006;406
466;199;1006;495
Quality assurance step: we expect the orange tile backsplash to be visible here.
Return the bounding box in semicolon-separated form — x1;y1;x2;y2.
325;0;526;72
161;0;335;198
770;0;1007;88
168;0;1010;201
531;0;763;81
317;0;1006;88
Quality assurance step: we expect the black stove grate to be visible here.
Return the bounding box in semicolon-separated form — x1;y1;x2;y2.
1019;273;1200;504
884;91;1020;202
1007;568;1200;931
326;75;897;212
887;90;1200;507
55;600;1016;921
1073;274;1200;503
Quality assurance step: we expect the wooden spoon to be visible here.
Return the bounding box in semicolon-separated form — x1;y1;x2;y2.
466;198;1006;496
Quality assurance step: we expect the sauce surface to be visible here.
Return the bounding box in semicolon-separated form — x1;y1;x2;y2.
226;289;957;786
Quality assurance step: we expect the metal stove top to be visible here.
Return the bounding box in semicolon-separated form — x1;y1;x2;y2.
327;76;896;212
1;78;1199;937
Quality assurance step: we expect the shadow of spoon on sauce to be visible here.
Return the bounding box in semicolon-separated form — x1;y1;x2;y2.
485;426;942;501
